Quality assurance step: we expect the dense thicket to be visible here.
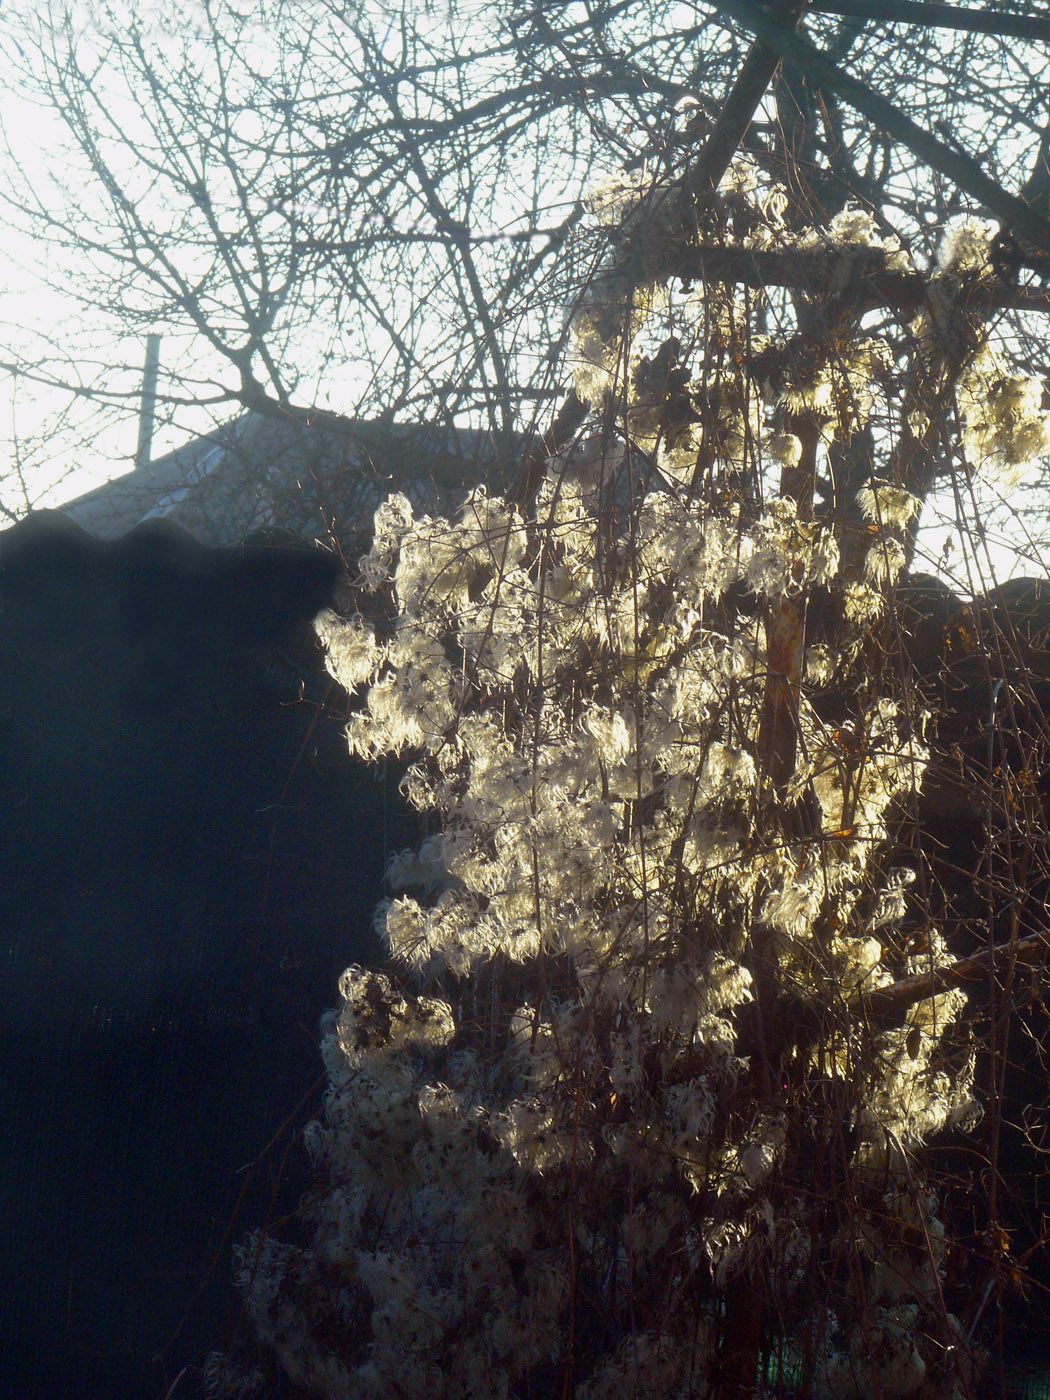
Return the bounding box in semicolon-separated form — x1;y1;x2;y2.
229;102;1050;1400
6;4;1050;1398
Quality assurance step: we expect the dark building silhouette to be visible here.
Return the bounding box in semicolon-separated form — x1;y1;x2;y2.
0;509;414;1399
0;407;522;1398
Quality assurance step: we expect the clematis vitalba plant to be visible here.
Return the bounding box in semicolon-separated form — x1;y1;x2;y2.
229;143;1050;1400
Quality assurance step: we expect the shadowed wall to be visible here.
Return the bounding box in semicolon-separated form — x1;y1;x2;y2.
0;511;408;1399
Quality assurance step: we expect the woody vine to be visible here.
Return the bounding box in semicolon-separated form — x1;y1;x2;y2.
221;127;1050;1400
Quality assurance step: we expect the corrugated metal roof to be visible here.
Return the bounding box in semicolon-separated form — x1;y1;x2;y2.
56;412;523;547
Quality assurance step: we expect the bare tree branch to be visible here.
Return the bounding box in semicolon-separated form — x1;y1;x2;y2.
813;0;1050;41
852;929;1050;1027
714;0;1050;255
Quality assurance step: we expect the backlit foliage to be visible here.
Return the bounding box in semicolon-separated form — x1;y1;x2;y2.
231;143;1050;1399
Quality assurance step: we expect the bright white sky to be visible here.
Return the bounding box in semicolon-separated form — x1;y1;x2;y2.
0;2;265;513
0;3;1044;584
0;75;147;508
